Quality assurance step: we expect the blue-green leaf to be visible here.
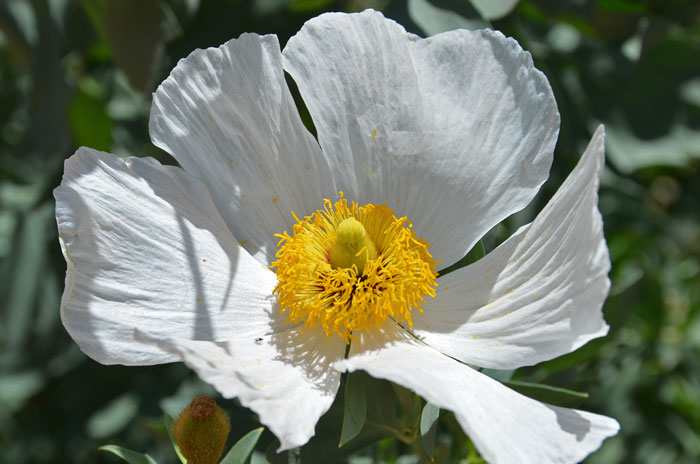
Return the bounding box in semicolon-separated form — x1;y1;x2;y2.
464;240;486;263
438;240;485;276
420;402;440;457
595;0;647;13
408;0;487;37
68;81;112;151
606;123;700;173
86;394;139;439
0;370;45;414
82;0;179;92
469;0;519;19
163;414;187;463
288;0;334;13
220;427;264;464
5;206;48;349
503;380;589;407
99;445;157;464
339;372;367;447
266;374;399;464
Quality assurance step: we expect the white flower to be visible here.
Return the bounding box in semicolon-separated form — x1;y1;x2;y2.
55;9;619;463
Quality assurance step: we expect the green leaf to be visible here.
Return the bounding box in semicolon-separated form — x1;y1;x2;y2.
20;0;72;160
0;370;45;414
391;382;418;420
605;123;700;173
252;0;287;15
339;372;367;447
5;204;53;349
464;239;486;263
408;0;487;37
595;0;646;13
68;82;112;151
159;377;216;419
420;402;440;457
220;427;264;464
0;0;34;60
286;448;300;464
503;380;589;407
163;414;187;464
99;445;158;464
288;0;334;13
86;394;139;439
469;0;519;19
167;0;201;21
680;78;700;107
0;211;17;258
266;374;402;464
438;240;485;277
89;0;179;92
480;368;514;382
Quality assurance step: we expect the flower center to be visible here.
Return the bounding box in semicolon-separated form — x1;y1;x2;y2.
271;193;438;343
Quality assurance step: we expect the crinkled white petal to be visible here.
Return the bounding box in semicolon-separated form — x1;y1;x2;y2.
338;323;619;464
282;9;559;266
412;126;610;369
54;148;284;365
150;33;336;266
137;325;346;451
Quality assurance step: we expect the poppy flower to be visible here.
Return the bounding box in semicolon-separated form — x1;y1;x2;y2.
55;9;618;463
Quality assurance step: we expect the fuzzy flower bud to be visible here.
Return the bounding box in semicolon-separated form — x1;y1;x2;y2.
172;396;231;464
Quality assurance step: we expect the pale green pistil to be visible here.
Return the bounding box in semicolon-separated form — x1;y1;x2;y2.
329;217;377;272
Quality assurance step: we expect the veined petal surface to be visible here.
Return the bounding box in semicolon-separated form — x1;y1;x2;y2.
150;33;335;266
138;325;346;451
339;323;619;464
283;10;559;266
412;126;610;369
55;148;283;365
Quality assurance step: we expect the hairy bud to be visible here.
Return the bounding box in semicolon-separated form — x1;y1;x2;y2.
172;396;230;464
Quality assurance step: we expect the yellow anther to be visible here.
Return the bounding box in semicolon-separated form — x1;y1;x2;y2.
271;194;438;343
330;218;377;271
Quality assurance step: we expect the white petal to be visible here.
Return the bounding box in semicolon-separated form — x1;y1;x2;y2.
137;325;346;451
339;323;619;464
150;33;336;266
282;10;559;266
412;126;610;369
55;148;284;366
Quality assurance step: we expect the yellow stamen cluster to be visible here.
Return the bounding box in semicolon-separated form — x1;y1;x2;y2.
271;193;438;343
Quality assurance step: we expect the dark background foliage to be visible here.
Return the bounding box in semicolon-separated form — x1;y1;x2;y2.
1;0;699;462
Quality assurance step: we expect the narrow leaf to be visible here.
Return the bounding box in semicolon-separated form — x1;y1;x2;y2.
219;427;264;464
469;0;519;19
68;83;113;151
287;447;300;464
503;380;589;407
339;372;367;447
480;368;514;382
86;393;139;439
464;239;486;263
596;0;647;13
102;0;179;92
266;374;398;464
420;402;440;457
438;240;485;276
163;414;187;463
408;0;488;36
99;445;157;464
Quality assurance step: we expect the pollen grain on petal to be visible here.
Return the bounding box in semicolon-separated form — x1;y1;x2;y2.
271;194;438;343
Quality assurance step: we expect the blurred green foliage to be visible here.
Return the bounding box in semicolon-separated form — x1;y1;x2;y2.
1;0;699;462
